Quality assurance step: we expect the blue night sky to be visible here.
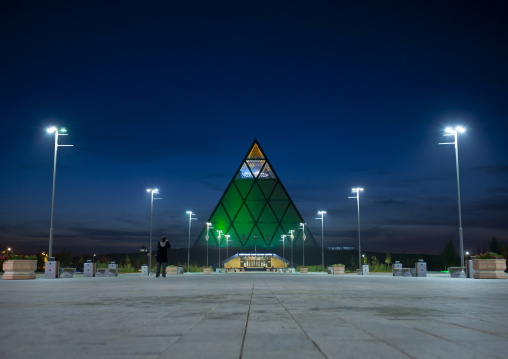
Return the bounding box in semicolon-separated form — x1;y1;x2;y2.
1;1;507;256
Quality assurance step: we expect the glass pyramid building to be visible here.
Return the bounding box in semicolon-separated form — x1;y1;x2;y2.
193;140;317;249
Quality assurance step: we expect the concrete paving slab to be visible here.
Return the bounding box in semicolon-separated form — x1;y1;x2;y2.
1;272;507;359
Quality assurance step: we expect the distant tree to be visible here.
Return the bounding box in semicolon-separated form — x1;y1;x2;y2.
124;254;131;267
500;243;508;260
371;255;378;266
55;249;73;267
439;238;459;270
489;236;500;253
349;254;356;271
385;252;392;265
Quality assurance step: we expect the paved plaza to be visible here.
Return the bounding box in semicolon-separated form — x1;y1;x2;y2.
1;272;507;359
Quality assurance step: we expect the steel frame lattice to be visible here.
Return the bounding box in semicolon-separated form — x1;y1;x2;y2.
193;139;316;249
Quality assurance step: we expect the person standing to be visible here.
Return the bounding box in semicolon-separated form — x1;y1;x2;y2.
156;236;171;277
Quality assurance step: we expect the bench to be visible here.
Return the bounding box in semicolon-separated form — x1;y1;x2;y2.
107;268;118;277
95;268;107;277
448;267;466;278
60;268;76;278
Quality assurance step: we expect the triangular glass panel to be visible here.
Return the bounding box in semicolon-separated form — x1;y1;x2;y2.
221;185;243;219
234;179;253;200
248;143;264;159
246;182;265;201
269;182;288;201
237;163;253;179
247;160;265;178
269;200;289;221
258;162;276;179
258;178;277;198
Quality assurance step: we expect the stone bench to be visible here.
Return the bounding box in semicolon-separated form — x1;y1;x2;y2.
393;268;412;276
60;268;76;278
95;268;108;277
449;267;466;278
107;269;118;277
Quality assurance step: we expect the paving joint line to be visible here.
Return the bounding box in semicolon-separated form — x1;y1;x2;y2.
238;276;255;359
157;299;221;358
261;278;329;359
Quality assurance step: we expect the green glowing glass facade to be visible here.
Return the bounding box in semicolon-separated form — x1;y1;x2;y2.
193;140;317;249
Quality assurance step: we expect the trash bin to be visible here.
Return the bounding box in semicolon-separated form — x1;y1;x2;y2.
84;261;95;277
467;259;475;278
178;266;184;275
362;264;369;275
108;262;118;277
45;258;60;279
393;261;402;276
216;268;221;273
141;265;148;276
415;259;427;277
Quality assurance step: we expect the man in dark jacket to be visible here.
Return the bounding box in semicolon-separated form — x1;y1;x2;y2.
156;236;171;277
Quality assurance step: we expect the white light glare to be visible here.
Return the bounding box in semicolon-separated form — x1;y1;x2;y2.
46;126;58;133
446;126;466;134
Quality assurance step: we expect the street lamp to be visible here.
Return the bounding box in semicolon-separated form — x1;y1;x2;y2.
225;234;231;269
316;211;326;272
349;188;363;271
299;223;306;266
186;211;197;273
440;126;466;277
146;188;159;275
46;126;73;258
280;235;287;265
217;230;223;269
288;230;295;268
206;222;213;267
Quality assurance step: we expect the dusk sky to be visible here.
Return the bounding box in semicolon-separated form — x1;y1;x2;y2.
1;1;507;257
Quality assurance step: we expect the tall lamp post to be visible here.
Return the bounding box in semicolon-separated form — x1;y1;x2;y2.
225;234;231;269
280;234;287;265
206;222;213;267
46;126;73;258
299;223;306;266
349;188;363;271
147;188;159;274
186;211;197;273
316;211;326;272
440;126;467;276
288;230;295;268
217;230;223;269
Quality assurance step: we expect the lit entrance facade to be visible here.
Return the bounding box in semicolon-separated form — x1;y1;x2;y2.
223;253;288;271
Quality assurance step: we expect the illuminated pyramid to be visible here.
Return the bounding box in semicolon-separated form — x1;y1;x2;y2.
193;140;317;249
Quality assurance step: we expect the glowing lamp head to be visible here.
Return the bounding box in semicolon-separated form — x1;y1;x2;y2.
456;126;466;133
46;126;58;133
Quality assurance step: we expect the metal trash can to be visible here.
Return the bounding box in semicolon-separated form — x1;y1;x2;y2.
44;258;60;279
141;265;148;276
467;259;475;278
178;266;184;275
393;261;402;276
84;261;95;277
415;259;427;277
362;264;369;275
108;262;118;277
